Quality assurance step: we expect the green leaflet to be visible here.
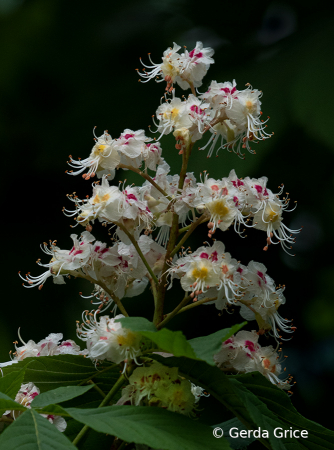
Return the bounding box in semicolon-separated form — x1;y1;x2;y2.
31;385;94;408
188;322;247;365
235;372;334;450
213;417;256;449
64;404;232;450
117;316;246;365
0;355;119;396
0;408;76;450
0;367;26;399
0;392;27;416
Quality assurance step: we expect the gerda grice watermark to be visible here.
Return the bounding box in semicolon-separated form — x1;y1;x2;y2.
213;427;309;439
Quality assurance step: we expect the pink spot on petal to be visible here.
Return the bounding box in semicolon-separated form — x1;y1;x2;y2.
211;250;218;262
123;133;135;140
127;193;138;201
245;340;256;352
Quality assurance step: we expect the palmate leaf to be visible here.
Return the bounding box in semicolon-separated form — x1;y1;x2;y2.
0;408;76;450
235;373;334;450
151;355;299;450
64;404;232;450
118;316;246;365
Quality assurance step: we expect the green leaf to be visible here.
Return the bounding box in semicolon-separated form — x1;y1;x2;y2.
188;322;247;365
31;385;94;408
213;417;256;449
117;317;246;365
0;367;26;399
0;392;27;415
117;316;198;359
0;408;76;449
151;355;300;450
64;405;232;450
1;355;117;394
236;372;334;450
116;316;157;333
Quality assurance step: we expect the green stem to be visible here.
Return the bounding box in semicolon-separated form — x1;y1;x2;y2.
170;214;209;258
73;374;127;447
149;276;158;316
156;294;191;330
154;142;194;327
87;380;106;398
118;164;171;200
115;222;159;285
78;363;118;386
75;272;129;317
178;224;192;234
176;296;217;315
117;441;127;450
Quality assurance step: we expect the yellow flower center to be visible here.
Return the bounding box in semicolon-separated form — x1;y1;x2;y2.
163;108;179;121
93;144;107;156
93;193;110;204
267;209;279;222
191;264;208;280
245;100;256;113
117;331;138;347
209;199;229;217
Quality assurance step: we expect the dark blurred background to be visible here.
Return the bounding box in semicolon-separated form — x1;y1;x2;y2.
1;0;333;430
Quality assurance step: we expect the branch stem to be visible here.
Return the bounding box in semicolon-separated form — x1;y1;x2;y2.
156;294;191;329
73;373;127;447
118;164;171;200
170;214;209;258
115;222;159;285
176;296;217;315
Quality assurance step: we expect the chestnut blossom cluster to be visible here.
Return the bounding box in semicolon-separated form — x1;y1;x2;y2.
168;241;293;340
20;232;165;303
67;129;165;181
9;39;300;433
2;382;67;432
65;163;299;253
214;331;291;390
76;313;143;368
117;360;206;416
136;41;272;157
138;42;214;91
182;169;299;254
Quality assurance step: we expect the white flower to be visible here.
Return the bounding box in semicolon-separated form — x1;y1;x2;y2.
138;41;214;91
214;330;290;390
199;82;272;157
114;129;152;165
77;313;143;366
67;130;120;181
2;382;67;431
200;80;238;109
176;42;214;90
253;197;300;254
155;95;192;137
19;231;95;289
238;288;293;340
6;331;88;365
